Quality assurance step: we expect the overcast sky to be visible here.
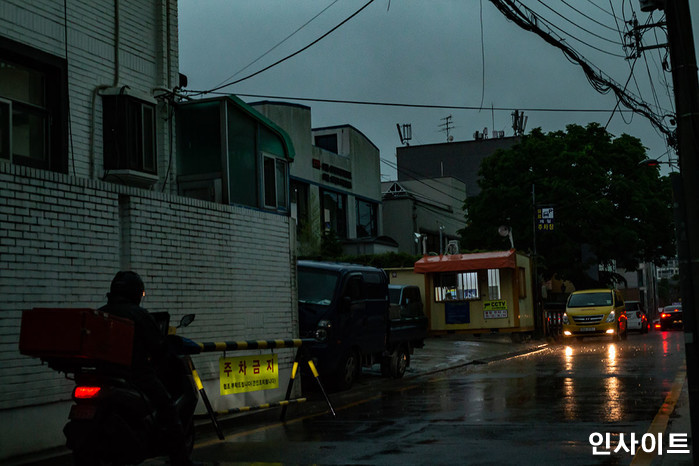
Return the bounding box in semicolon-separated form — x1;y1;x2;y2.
178;1;699;180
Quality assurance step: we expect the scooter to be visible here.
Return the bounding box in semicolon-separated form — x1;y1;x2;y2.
60;313;200;465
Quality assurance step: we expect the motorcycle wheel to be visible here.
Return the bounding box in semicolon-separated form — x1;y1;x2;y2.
183;418;195;457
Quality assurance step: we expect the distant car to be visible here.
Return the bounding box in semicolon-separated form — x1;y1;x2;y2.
659;304;683;330
625;301;649;334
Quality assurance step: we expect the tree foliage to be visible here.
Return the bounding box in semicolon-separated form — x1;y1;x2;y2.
459;123;675;288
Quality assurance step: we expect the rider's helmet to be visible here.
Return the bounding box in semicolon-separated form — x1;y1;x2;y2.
108;271;145;305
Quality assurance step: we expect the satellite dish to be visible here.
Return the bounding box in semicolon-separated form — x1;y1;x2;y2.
498;225;510;237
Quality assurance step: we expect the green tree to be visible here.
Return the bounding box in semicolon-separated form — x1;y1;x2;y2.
459;123;675;288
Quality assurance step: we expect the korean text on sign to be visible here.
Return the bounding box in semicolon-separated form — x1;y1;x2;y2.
484;300;508;319
219;354;279;395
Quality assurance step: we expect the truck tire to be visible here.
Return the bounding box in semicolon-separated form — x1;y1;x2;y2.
390;346;409;379
335;350;359;390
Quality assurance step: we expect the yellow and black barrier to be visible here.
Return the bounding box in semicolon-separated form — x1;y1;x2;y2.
196;338;307;353
216;397;307;415
191;337;335;440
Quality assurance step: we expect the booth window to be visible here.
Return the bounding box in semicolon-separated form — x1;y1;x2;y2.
487;269;501;299
0;38;68;173
434;271;479;302
356;199;377;238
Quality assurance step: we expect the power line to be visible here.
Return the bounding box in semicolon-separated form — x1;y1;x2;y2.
488;0;673;141
211;0;341;88
224;92;640;114
185;0;375;97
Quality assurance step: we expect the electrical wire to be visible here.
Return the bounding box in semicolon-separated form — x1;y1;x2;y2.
534;0;623;47
225;92;640;114
211;0;341;89
185;0;375;97
488;0;673;142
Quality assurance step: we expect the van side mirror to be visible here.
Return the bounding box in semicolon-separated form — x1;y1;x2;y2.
341;296;352;312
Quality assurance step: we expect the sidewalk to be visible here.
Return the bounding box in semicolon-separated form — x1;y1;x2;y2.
406;332;550;377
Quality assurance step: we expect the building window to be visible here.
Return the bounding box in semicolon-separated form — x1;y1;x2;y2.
356;199;377;238
434;271;480;302
263;153;288;211
103;94;157;175
291;180;310;228
321;189;347;238
0;38;68;172
315;134;338;154
488;269;501;299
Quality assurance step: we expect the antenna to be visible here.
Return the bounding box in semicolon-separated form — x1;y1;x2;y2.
396;123;412;145
512;110;527;136
439;115;454;142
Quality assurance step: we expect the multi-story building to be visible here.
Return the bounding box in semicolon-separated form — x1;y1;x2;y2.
382;135;520;254
250;101;394;256
1;2;299;460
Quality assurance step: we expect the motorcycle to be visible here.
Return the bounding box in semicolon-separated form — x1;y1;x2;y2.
47;312;199;465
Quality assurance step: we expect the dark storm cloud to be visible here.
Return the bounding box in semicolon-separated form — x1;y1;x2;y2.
178;1;699;178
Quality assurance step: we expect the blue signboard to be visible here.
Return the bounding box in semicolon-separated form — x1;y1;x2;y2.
445;302;471;324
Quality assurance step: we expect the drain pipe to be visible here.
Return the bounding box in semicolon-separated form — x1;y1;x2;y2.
89;0;120;179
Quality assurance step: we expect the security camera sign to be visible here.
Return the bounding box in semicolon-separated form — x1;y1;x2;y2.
484;300;508;319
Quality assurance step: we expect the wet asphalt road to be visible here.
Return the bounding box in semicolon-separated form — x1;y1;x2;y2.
187;330;689;465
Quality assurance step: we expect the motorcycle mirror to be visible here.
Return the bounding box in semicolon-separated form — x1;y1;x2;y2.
178;314;195;328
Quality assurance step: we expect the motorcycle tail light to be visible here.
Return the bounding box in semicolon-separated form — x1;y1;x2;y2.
74;386;101;399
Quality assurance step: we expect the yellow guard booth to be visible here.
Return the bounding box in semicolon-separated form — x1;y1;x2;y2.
414;249;535;336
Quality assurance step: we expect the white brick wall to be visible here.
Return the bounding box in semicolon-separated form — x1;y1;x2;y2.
1;3;300;460
0;163;299;459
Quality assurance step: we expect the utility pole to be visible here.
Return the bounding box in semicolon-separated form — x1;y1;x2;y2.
654;0;699;447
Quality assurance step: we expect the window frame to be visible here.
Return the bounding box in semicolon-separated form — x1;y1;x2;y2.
355;198;378;238
0;37;68;173
261;151;289;213
102;93;158;176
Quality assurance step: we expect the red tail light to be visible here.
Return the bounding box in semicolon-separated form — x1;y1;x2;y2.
74;386;101;399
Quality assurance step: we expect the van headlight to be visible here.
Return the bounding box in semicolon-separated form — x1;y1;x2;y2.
605;311;616;323
315;320;332;341
562;313;569;325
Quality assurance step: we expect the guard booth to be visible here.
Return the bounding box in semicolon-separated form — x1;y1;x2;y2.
414;249;535;338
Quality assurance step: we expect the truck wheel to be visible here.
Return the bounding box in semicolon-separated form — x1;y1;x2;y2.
336;351;359;390
391;347;409;379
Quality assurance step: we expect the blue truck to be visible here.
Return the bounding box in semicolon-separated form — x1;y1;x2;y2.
297;260;427;390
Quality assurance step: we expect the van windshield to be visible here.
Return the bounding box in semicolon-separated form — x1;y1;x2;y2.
568;292;613;308
298;269;339;306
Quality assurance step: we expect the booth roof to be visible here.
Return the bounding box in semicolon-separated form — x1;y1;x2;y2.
414;249;517;274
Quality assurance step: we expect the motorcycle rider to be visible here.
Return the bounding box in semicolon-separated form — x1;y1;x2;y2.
100;271;192;466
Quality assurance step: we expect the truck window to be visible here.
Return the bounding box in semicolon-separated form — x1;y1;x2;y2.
363;271;386;300
298;269;339;305
345;276;363;301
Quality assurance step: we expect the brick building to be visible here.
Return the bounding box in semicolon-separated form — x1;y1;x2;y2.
1;1;299;460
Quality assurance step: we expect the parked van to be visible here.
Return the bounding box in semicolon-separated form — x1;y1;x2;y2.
562;289;628;340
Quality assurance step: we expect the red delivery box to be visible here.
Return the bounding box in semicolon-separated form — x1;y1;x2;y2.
19;308;134;367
